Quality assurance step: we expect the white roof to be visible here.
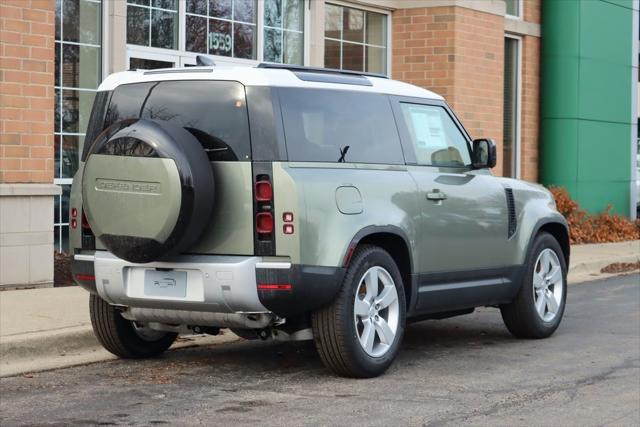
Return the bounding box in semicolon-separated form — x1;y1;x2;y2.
99;65;444;100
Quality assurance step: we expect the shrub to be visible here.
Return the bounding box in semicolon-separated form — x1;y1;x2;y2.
548;186;640;244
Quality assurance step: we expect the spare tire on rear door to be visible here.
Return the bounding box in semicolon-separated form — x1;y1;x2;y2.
82;119;214;263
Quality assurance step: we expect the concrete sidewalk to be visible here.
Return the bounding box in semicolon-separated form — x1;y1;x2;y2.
1;240;638;377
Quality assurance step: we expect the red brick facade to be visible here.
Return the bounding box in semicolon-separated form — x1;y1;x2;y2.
392;0;541;181
0;0;55;184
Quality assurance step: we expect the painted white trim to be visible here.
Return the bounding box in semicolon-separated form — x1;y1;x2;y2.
101;0;109;82
125;0;311;68
505;34;522;180
505;0;524;20
630;0;639;219
324;0;392;76
304;0;311;65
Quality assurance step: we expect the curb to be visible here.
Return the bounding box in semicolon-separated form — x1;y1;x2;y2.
567;243;640;283
0;326;239;378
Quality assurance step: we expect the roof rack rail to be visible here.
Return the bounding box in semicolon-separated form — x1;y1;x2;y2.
256;63;389;79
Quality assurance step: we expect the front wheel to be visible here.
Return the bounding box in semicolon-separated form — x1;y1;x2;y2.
90;294;178;358
500;232;567;338
312;245;406;378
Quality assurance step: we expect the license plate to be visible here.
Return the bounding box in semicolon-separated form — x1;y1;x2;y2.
144;270;187;298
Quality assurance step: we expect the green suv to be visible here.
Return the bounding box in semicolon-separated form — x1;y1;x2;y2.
70;63;569;378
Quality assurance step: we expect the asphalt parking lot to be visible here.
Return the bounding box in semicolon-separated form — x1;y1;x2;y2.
1;274;638;426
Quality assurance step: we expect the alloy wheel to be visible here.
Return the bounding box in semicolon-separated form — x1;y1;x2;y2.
353;266;400;357
532;248;564;322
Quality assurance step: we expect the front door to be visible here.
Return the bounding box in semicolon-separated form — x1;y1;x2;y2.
392;99;513;312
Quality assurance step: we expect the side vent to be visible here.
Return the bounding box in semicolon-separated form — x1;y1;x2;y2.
505;188;517;238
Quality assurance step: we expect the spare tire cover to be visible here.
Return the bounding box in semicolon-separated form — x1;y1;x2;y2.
82;119;214;263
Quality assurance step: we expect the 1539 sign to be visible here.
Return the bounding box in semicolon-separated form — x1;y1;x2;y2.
209;32;232;52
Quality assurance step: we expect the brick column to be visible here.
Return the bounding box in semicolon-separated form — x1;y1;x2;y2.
0;0;60;288
392;5;506;176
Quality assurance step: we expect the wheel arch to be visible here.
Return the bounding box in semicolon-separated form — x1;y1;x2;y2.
343;226;414;311
530;219;571;267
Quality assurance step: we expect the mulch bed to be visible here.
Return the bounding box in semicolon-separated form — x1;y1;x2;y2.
54;251;75;287
600;261;640;274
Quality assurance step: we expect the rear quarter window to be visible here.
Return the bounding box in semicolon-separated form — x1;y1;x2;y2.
99;80;250;161
278;88;405;165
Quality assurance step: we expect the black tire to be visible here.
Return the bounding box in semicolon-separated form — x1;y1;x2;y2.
312;245;406;378
89;294;178;358
500;232;567;339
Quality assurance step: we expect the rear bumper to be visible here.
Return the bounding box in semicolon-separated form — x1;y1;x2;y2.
73;252;345;318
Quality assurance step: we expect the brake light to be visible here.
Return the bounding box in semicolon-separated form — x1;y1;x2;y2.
255;180;273;201
75;274;95;282
256;212;274;234
257;283;292;291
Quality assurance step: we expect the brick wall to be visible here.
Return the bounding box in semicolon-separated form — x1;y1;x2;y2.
0;0;55;184
392;6;506;176
524;0;541;24
520;34;540;182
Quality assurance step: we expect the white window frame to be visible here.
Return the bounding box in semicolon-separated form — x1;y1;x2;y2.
504;34;522;179
54;0;106;252
323;0;392;76
505;0;524;20
126;0;311;68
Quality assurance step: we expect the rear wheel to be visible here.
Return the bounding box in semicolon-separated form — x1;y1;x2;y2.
312;245;406;378
500;232;567;338
90;294;177;358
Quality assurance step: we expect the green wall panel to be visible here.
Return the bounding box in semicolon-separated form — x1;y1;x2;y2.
577;121;632;182
540;119;579;185
580;0;633;65
578;59;632;123
540;57;580;119
541;0;634;216
576;181;630;215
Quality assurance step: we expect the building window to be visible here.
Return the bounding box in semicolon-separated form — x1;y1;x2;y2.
263;0;305;65
503;36;521;178
126;1;305;66
504;0;521;18
54;0;102;252
185;0;257;59
126;0;178;49
324;3;388;75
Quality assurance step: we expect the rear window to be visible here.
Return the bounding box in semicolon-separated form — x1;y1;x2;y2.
98;80;251;161
279;88;405;165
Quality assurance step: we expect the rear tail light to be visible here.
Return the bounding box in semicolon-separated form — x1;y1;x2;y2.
255;180;273;201
256;212;274;234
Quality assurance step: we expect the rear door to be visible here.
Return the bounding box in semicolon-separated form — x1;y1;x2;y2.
391;98;511;275
87;80;255;256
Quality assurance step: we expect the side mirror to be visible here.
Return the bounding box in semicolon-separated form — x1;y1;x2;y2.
472;138;496;169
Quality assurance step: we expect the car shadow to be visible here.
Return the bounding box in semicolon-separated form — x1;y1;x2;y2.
104;310;519;382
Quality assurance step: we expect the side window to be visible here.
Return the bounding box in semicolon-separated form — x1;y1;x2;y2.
279;88;404;164
399;103;471;167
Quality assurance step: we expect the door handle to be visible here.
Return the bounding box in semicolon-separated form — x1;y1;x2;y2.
426;190;447;201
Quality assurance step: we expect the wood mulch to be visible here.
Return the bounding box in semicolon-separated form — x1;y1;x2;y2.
54;251;74;287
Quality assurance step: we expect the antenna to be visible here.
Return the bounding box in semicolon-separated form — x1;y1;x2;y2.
196;55;216;66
